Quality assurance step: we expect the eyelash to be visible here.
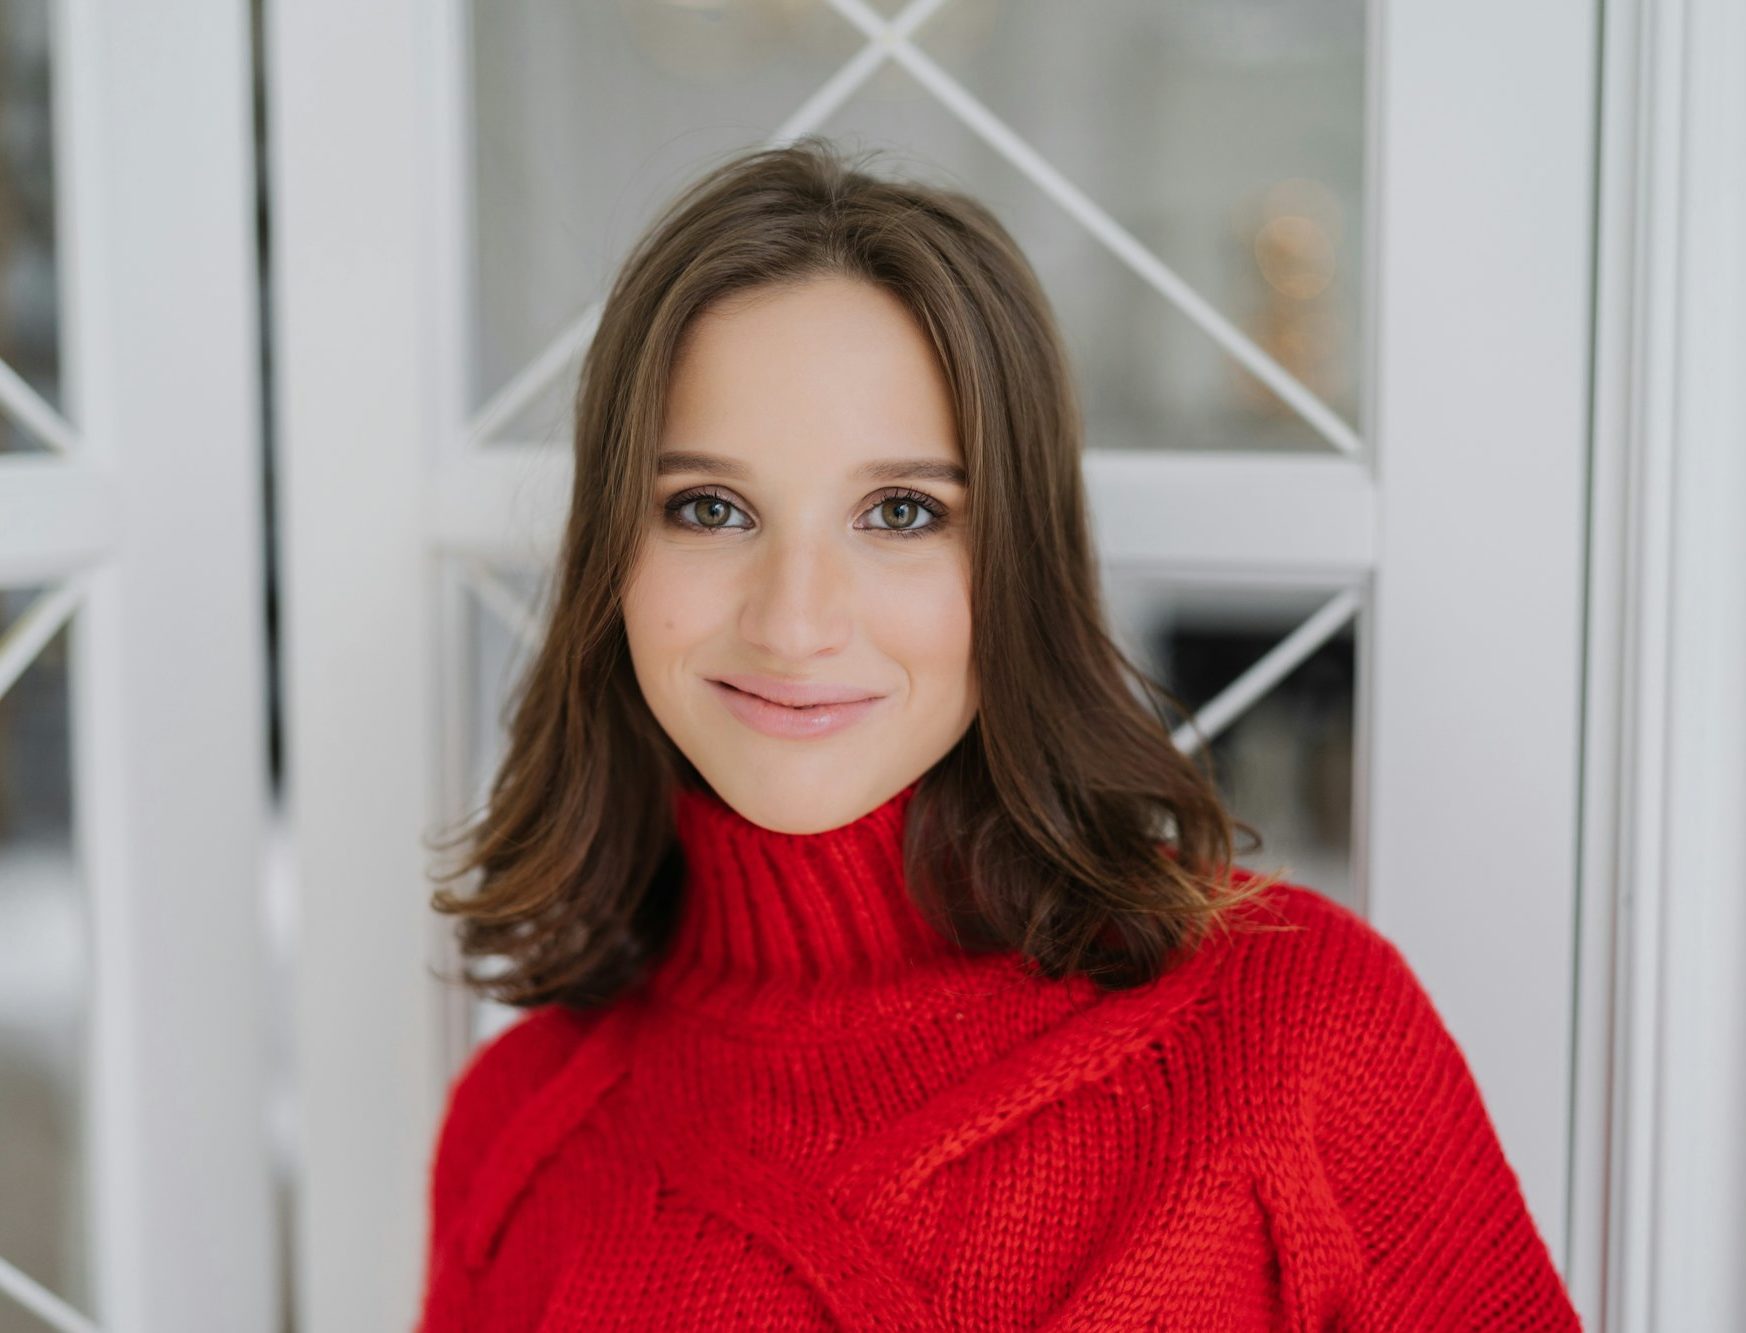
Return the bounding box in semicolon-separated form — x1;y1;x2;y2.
660;485;951;540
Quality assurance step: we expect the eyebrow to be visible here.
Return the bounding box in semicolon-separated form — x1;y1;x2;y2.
657;450;966;487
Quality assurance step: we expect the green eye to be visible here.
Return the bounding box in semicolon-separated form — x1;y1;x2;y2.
664;488;750;532
864;492;946;536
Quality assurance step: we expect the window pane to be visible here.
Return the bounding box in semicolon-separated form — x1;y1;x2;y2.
0;0;62;456
0;593;93;1327
1105;575;1357;906
465;0;1365;454
905;0;1366;453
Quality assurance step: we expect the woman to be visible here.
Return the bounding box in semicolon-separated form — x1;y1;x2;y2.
419;138;1581;1330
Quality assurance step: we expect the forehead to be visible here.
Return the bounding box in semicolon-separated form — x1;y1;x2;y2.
662;277;963;472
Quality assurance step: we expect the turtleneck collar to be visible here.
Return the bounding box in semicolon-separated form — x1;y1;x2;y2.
641;776;1032;1036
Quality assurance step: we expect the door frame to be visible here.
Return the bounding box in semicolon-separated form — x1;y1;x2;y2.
1571;0;1746;1327
270;1;1606;1328
0;1;273;1330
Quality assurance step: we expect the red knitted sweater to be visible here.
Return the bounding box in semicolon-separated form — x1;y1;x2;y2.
419;778;1581;1330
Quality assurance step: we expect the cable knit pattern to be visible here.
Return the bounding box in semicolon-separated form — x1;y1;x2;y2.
419;779;1582;1330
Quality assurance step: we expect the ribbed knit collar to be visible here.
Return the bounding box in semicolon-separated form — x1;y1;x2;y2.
642;776;1029;1037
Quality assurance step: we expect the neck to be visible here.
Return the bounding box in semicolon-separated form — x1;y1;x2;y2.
642;777;1020;1037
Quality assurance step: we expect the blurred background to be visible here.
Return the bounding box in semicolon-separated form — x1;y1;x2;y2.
2;0;1742;1330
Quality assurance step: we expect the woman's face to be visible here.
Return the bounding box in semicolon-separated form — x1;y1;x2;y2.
622;275;977;834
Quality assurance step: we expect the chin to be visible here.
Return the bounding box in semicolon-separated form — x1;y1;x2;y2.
693;763;896;834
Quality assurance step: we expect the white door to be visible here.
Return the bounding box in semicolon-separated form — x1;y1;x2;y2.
0;1;273;1331
270;2;1596;1329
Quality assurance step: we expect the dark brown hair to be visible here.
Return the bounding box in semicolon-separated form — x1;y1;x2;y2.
429;136;1291;1011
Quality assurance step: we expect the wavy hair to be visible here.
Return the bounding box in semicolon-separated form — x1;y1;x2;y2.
429;136;1291;1010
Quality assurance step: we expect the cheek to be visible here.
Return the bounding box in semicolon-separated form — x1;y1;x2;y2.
867;560;974;693
622;546;714;676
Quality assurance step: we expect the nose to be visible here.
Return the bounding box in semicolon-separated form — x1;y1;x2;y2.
735;525;854;662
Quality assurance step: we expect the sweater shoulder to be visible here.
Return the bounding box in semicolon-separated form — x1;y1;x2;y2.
1214;885;1581;1323
426;1004;603;1237
1215;876;1406;984
1205;877;1504;1169
447;1003;599;1109
1202;876;1436;1069
1220;873;1368;936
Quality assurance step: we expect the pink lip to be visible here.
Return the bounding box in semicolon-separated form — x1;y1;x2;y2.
710;673;884;708
708;678;889;740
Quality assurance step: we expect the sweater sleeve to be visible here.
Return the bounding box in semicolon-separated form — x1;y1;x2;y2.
1307;905;1583;1331
421;1005;592;1311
